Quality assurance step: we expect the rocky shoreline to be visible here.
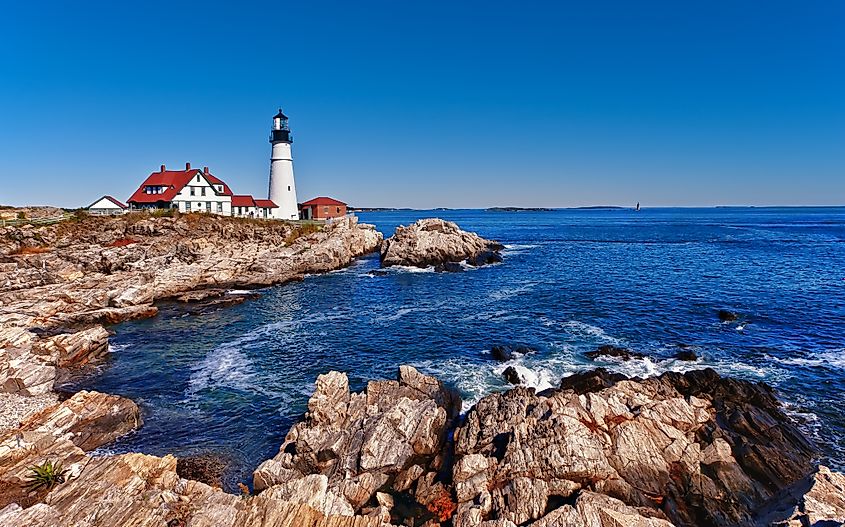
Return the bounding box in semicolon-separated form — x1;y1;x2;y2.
0;366;843;526
0;212;382;402
1;212;844;526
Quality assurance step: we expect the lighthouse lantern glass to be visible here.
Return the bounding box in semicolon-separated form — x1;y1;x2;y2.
279;117;289;131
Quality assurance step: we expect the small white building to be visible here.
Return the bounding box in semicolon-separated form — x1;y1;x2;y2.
87;195;128;215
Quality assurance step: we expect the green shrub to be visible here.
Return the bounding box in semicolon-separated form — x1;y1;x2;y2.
150;208;175;218
24;459;68;491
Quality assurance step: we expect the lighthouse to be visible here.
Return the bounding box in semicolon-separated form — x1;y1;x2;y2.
268;109;299;220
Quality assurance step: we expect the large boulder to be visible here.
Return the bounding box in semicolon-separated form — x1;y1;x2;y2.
380;218;503;268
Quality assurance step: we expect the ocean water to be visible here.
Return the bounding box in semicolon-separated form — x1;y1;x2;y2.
70;208;845;490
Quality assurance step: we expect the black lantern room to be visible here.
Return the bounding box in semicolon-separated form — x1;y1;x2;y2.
270;108;292;143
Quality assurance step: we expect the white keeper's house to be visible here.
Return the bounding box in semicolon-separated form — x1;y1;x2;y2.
125;162;278;217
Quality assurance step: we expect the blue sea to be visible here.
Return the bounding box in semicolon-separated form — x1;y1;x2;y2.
71;208;845;490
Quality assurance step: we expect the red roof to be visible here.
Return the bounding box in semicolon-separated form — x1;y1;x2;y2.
88;195;127;209
204;173;233;196
127;167;231;204
254;199;278;208
231;195;257;207
300;196;347;207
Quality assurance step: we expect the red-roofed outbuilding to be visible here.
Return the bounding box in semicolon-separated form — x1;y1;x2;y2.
299;197;347;220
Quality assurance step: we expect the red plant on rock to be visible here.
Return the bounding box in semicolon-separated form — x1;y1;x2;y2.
426;488;457;522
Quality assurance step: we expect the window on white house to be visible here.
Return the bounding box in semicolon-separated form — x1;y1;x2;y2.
186;202;191;211
206;202;211;211
190;187;195;196
201;187;206;196
196;175;200;182
217;202;222;213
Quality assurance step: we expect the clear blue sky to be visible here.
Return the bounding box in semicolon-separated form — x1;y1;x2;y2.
1;1;843;208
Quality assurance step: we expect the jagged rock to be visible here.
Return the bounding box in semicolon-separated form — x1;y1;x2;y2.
0;348;56;395
32;326;109;367
674;349;698;361
263;474;356;517
502;366;524;385
434;262;464;273
491;345;515;362
489;345;535;362
559;368;628;395
452;368;817;527
13;390;141;451
380;218;503;268
584;345;644;361
253;366;461;514
718;309;739;322
528;491;674;527
763;465;845;526
466;250;503;267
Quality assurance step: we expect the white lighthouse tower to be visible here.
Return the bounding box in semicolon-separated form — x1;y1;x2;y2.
268;109;299;220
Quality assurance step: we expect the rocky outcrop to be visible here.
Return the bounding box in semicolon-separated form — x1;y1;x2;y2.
254;365;462;519
0;453;397;527
451;368;818;527
380;218;503;268
0;214;382;395
0;388;396;527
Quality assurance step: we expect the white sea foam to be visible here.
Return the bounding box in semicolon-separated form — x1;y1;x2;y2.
107;343;129;353
488;282;536;301
501;244;538;255
559;320;624;345
226;289;254;295
768;350;845;369
392;265;436;273
187;342;273;398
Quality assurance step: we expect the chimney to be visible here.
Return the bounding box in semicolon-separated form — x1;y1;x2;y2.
203;166;209;175
160;164;166;172
186;162;191;170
